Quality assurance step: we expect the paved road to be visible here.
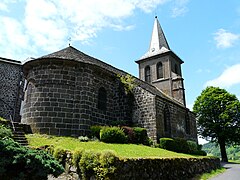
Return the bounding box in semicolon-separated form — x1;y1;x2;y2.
210;162;240;180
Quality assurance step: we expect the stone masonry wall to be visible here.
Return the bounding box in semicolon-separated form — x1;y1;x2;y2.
22;59;131;136
0;58;24;122
132;86;157;141
156;96;198;142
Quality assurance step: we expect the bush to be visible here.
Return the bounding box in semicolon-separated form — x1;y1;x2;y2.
187;140;198;153
174;138;190;153
53;147;69;167
90;126;103;139
0;117;10;126
95;150;118;180
78;150;118;180
159;138;176;151
79;150;101;180
72;148;84;175
100;127;127;144
0;138;64;180
133;127;149;145
0;125;13;139
192;150;207;156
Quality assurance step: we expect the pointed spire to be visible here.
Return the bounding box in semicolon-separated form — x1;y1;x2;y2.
149;16;170;52
139;16;170;60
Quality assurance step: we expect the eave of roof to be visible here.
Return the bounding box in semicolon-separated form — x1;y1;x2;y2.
0;57;22;65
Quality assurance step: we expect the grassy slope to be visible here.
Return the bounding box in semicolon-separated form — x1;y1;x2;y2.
26;134;199;159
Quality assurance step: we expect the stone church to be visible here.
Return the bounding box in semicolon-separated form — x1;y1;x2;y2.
0;17;197;142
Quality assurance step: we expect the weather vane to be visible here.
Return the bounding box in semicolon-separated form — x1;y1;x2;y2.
68;37;71;46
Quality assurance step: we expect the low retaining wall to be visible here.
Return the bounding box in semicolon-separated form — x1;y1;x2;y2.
115;157;220;180
63;156;220;180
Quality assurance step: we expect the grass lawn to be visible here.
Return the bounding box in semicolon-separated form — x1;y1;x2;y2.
26;134;200;159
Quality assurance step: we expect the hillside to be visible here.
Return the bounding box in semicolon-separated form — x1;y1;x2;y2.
203;142;240;161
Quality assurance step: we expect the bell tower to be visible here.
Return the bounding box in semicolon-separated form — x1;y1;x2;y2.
135;16;186;106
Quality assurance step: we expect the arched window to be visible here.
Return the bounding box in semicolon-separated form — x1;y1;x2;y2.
185;113;190;134
174;64;178;75
26;82;34;103
98;87;107;111
145;66;151;83
163;105;171;136
157;62;163;79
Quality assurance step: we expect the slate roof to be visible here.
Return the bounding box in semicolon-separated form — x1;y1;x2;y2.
24;45;185;107
0;57;22;65
137;16;183;64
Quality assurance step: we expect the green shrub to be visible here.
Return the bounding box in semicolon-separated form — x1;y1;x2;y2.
160;138;176;151
78;150;118;180
0;117;10;126
90;125;103;139
192;150;207;156
73;148;84;175
53;147;68;167
100;126;127;144
0;125;13;139
79;150;100;180
133;127;148;145
174;138;189;153
187;140;198;153
95;150;118;180
0;138;64;180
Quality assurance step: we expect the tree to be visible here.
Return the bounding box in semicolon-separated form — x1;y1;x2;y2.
193;86;240;162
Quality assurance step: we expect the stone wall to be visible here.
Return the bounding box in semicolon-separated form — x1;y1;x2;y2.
0;58;24;122
156;95;197;142
51;149;220;180
22;59;131;136
132;86;157;141
115;157;220;180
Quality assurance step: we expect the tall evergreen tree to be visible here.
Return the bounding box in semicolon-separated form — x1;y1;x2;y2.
193;86;240;162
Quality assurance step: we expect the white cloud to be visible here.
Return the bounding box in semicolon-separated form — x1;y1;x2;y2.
205;64;240;88
171;0;189;18
214;29;240;49
0;16;32;60
0;0;176;60
0;3;8;11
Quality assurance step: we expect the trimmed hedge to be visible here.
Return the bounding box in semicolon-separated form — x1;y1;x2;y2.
100;127;127;144
91;125;150;145
133;127;149;145
160;138;207;156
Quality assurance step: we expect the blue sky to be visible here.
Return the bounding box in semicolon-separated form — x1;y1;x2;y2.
1;1;240;142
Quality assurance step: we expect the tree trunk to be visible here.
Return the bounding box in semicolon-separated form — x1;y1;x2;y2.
218;138;228;162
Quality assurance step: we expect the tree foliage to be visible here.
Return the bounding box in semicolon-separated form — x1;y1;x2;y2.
193;86;240;161
0;138;64;180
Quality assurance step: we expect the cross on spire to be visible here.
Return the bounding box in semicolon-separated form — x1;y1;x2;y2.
68;37;71;46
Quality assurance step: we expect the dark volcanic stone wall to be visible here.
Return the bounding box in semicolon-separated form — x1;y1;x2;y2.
155;96;198;142
0;58;24;122
22;59;132;136
132;87;157;141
